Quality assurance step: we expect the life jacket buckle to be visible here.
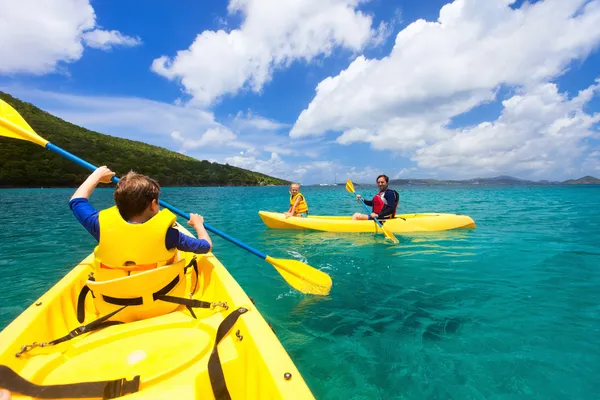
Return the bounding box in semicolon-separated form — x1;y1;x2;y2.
211;301;229;310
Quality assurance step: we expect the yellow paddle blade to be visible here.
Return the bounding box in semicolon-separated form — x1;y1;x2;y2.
381;227;399;244
345;179;355;194
0;99;48;147
266;256;332;296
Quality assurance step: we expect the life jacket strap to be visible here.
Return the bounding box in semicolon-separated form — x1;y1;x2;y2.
0;365;140;399
99;255;177;272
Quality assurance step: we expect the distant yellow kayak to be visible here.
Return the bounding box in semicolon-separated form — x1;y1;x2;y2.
258;211;476;233
0;224;313;399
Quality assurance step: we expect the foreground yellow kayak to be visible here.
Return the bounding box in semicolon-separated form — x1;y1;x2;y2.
259;211;476;233
0;224;314;399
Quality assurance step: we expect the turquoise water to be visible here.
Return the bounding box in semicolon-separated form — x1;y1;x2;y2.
1;185;599;399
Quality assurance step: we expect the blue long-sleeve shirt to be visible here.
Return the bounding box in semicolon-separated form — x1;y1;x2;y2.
69;198;211;254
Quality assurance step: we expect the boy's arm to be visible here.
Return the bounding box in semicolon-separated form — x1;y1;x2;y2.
188;213;212;250
166;228;211;254
166;214;212;254
69;198;101;241
70;166;115;200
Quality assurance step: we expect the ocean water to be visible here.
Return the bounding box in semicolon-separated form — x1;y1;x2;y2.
1;185;599;399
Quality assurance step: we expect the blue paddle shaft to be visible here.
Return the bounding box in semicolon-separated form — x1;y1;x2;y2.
354;191;384;228
46;142;268;260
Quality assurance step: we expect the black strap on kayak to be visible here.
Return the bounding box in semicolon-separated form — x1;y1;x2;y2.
16;306;126;357
0;365;140;399
184;256;200;295
49;307;125;346
208;307;248;400
77;285;92;323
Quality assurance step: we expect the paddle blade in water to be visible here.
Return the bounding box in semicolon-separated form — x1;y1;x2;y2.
345;179;355;194
0;99;48;147
266;256;332;296
382;227;400;244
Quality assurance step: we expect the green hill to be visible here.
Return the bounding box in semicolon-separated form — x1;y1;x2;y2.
563;175;600;185
0;92;289;188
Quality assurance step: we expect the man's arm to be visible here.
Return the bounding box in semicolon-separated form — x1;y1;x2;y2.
356;194;373;206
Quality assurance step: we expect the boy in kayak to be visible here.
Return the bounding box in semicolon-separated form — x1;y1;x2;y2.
284;183;309;218
352;174;399;220
69;166;212;272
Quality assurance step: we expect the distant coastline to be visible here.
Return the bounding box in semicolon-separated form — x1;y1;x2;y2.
311;175;600;186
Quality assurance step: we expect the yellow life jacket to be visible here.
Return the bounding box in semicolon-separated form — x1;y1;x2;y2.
87;206;189;322
290;193;308;214
93;206;178;280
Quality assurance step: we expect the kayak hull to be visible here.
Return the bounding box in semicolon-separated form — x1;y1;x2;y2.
0;224;313;399
258;211;476;233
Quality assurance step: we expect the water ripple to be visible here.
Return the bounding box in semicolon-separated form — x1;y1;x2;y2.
1;185;600;399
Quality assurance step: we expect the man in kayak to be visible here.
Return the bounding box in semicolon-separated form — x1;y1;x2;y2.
284;183;309;218
69;166;213;270
352;174;399;220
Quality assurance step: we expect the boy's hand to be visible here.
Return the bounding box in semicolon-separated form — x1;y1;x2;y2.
92;166;115;184
188;213;204;228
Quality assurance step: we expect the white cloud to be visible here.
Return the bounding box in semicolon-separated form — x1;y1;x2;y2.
171;126;238;151
0;0;141;74
151;0;380;106
232;110;290;131
2;86;229;151
222;151;389;184
83;29;141;50
289;0;600;178
583;152;600;172
371;8;402;47
414;81;600;177
225;152;286;177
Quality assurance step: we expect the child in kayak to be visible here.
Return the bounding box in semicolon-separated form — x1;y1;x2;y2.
69;166;212;273
284;183;309;218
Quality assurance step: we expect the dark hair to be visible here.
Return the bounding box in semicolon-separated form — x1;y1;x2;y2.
114;171;160;220
376;174;389;183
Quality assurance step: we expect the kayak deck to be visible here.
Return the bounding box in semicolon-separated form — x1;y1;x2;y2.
0;225;313;399
258;211;476;233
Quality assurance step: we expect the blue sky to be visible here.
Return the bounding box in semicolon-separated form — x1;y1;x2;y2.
1;0;599;184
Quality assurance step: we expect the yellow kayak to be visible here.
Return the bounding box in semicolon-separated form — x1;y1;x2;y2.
0;224;314;399
259;211;476;233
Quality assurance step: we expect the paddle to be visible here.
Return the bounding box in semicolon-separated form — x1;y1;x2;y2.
0;99;332;295
345;179;399;244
